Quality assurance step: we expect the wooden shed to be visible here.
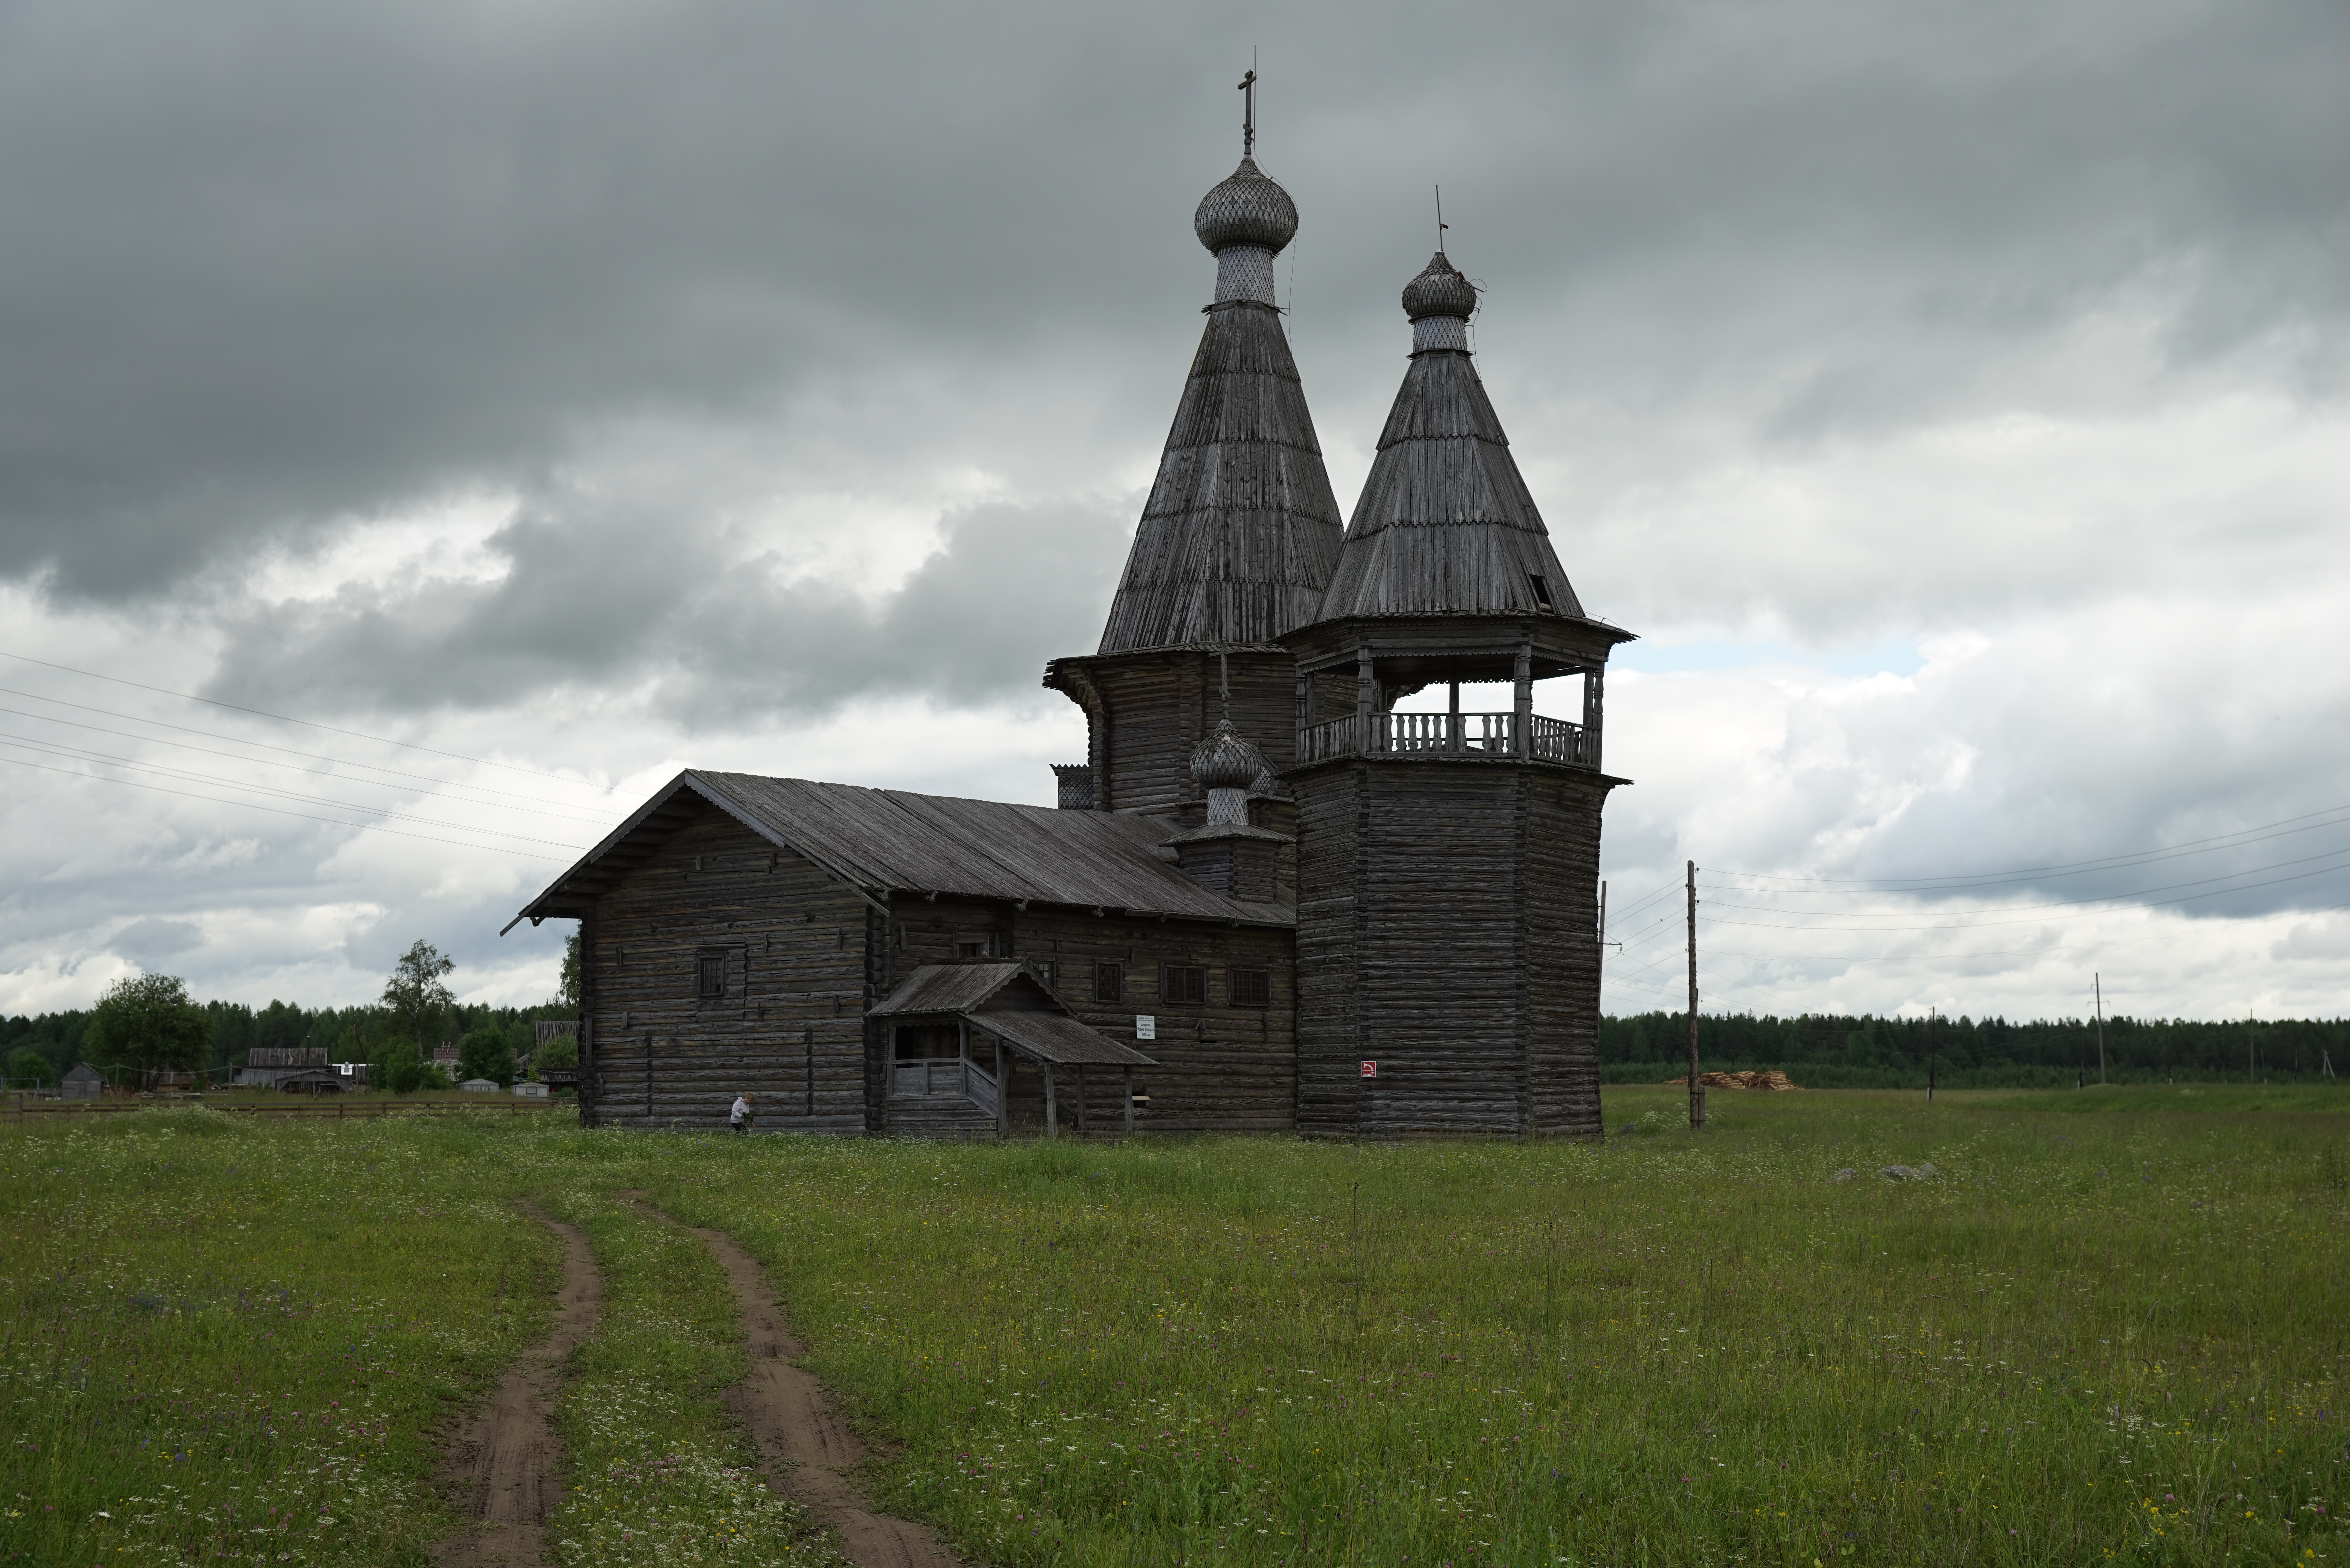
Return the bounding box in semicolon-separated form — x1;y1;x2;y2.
62;1062;104;1100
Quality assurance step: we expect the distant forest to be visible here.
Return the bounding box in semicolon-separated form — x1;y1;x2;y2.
6;999;2343;1090
3;997;574;1082
1600;1011;2347;1088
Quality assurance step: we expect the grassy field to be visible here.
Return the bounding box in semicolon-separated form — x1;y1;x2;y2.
3;1086;2344;1566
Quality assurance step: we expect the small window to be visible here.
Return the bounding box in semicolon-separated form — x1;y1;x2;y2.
1528;573;1555;611
1093;961;1124;1003
1031;958;1058;991
696;949;727;1000
954;932;991;959
1230;966;1271;1008
1162;963;1207;1006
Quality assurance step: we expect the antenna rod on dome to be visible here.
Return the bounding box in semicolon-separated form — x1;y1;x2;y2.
1239;59;1256;158
1219;651;1232;717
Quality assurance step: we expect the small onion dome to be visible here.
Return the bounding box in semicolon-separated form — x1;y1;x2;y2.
1191;717;1268;791
1194;157;1300;256
1402;251;1479;321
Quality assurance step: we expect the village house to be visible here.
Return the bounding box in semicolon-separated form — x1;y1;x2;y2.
235;1046;329;1090
508;113;1633;1139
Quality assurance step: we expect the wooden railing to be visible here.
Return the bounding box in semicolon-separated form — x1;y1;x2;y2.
889;1058;997;1116
1297;712;1596;768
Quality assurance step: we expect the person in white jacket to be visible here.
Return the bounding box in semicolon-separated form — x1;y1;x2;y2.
729;1092;754;1134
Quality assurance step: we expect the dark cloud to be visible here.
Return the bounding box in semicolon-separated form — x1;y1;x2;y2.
2;0;2344;604
108;917;203;963
5;0;2349;1015
199;497;1129;720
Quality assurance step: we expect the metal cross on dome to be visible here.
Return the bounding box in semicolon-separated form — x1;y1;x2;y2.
1238;65;1256;157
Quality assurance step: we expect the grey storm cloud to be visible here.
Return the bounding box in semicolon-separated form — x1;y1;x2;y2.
199;496;1131;721
4;0;2349;1015
2;0;2344;607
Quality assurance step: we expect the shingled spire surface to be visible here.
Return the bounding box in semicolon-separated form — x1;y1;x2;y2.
1094;157;1345;654
1315;252;1584;622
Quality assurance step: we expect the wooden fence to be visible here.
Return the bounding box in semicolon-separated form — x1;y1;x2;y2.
8;1096;571;1121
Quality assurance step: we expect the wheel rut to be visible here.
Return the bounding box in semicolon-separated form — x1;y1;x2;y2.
430;1207;603;1566
623;1194;965;1568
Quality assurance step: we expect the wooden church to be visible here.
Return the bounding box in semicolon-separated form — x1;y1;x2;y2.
506;117;1634;1140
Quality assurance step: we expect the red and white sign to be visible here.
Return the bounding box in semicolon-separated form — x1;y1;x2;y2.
1360;1060;1377;1078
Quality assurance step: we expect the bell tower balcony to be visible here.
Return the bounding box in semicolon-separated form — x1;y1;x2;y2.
1298;709;1599;768
1279;613;1632;780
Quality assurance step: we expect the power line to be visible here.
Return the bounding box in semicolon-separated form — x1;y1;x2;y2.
1694;838;2350;923
0;734;592;853
1707;799;2350;892
0;649;598;788
1694;852;2350;933
0;700;618;825
0;754;572;861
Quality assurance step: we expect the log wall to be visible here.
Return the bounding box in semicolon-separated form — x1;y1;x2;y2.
1081;649;1299;818
1292;757;1611;1138
878;896;1297;1134
581;802;871;1133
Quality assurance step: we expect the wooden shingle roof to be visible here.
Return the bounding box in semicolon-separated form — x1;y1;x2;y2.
506;771;1295;932
1314;319;1584;622
1095;301;1345;653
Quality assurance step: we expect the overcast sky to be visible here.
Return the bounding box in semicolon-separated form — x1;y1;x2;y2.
3;0;2346;1024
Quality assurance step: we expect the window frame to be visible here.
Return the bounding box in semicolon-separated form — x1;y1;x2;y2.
695;947;729;1001
1229;966;1271;1008
1161;962;1207;1006
1093;961;1124;1004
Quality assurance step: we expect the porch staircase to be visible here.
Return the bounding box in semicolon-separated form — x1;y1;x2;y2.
885;1057;1001;1141
885;1097;1000;1140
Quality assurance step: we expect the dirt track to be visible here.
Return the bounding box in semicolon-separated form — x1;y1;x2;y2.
626;1196;964;1568
431;1210;603;1566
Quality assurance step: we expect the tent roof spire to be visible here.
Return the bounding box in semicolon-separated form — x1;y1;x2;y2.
1090;75;1341;655
1309;242;1586;623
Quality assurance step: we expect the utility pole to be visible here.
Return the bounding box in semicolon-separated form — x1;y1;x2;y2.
2095;973;2106;1085
1595;879;1608;1025
1928;1006;1937;1104
1687;860;1704;1130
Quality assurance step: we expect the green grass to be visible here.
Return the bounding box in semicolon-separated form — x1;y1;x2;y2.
4;1089;2345;1566
638;1087;2350;1566
0;1107;557;1566
535;1187;843;1567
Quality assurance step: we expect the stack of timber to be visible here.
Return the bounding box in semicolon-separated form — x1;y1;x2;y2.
1664;1070;1801;1092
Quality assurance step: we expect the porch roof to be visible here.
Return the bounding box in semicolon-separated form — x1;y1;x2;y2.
868;960;1035;1016
968;1011;1156;1068
872;961;1156;1068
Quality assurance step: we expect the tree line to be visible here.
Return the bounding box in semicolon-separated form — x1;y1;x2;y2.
1599;1009;2349;1088
2;936;583;1093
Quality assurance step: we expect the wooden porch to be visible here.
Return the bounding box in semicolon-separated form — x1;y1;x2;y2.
873;961;1158;1140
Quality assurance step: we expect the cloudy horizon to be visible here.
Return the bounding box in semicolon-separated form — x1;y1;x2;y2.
3;0;2346;1024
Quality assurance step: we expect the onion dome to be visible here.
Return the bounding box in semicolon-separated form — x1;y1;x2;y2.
1194;157;1300;256
1402;252;1479;321
1191;717;1269;791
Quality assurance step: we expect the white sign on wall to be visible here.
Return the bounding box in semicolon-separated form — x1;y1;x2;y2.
1135;1015;1157;1041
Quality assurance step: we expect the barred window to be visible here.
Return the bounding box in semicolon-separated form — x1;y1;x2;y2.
696;949;727;1000
1229;966;1270;1007
1093;961;1124;1003
1162;963;1206;1006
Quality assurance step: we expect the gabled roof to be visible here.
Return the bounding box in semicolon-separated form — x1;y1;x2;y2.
505;771;1294;932
870;961;1044;1017
872;961;1156;1067
1314;317;1585;623
1095;301;1346;653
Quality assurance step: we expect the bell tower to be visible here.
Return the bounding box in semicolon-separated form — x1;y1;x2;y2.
1282;251;1634;1139
1043;78;1344;822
